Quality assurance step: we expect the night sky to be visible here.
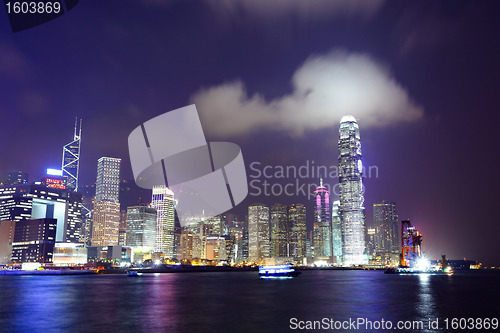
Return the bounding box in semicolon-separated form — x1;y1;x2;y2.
1;1;500;265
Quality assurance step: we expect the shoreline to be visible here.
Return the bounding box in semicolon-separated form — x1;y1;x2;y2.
1;265;492;276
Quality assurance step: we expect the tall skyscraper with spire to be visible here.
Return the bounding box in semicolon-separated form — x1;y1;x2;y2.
338;115;367;265
313;179;332;261
62;118;82;191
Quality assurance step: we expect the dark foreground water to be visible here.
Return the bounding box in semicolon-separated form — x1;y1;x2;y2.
0;270;498;333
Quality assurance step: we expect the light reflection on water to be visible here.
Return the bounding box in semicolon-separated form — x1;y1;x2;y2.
0;270;498;333
417;273;438;332
417;274;434;315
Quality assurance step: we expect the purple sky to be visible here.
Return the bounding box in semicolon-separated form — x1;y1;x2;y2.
1;1;500;265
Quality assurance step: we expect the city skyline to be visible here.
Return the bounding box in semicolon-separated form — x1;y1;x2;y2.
1;1;500;266
1;3;499;332
0;146;487;267
0;113;495;266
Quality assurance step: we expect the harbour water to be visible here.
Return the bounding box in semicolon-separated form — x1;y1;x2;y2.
0;270;498;332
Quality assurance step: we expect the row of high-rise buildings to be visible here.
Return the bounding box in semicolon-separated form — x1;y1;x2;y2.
0;115;402;267
0;118;177;264
232;195;399;267
248;203;306;264
81;157;178;262
0;120;85;264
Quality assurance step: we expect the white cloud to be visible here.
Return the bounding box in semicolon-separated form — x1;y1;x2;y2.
191;50;424;138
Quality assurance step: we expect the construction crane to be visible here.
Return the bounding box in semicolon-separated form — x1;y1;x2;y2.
400;220;424;269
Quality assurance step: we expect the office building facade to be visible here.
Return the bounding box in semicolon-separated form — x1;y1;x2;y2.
95;157;121;202
92;157;121;246
92;201;120;246
331;200;342;263
0;184;83;243
11;218;57;263
126;205;157;254
313;180;331;260
151;186;175;258
248;204;269;263
289;203;306;261
270;203;288;258
373;200;399;265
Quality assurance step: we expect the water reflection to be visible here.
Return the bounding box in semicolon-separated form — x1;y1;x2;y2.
417;274;439;332
1;271;498;333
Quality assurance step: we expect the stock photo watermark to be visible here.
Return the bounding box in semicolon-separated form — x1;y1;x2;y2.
248;161;378;199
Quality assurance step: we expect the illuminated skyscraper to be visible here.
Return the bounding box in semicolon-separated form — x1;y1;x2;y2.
126;206;157;254
331;200;342;263
95;157;121;202
248;204;269;263
366;227;376;258
206;215;222;236
91;201;120;246
151;186;175;258
338;115;367;265
289;203;306;261
313;179;331;260
373;200;399;265
62;119;82;191
270;203;287;258
91;157;121;246
0;184;83;243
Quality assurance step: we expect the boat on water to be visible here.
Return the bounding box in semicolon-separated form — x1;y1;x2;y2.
127;270;142;277
259;264;300;279
0;269;96;276
384;266;453;275
385;221;453;275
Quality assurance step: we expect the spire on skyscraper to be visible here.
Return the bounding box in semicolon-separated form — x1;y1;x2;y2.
62;118;82;191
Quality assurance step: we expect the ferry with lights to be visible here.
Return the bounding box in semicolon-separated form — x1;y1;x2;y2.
259;264;301;279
